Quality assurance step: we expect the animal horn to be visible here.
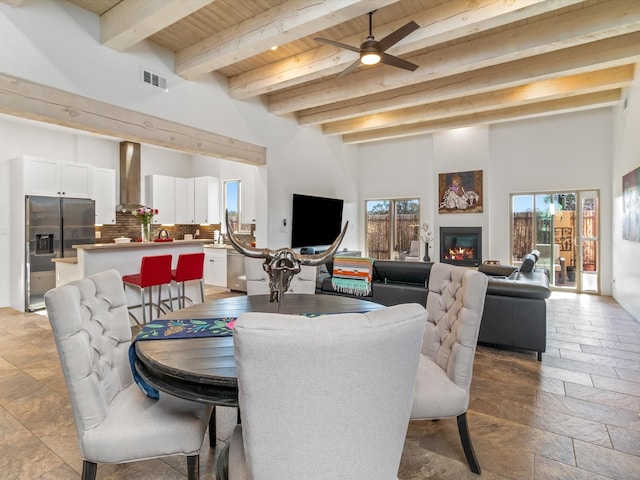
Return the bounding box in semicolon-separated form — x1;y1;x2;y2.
225;211;270;259
297;221;349;266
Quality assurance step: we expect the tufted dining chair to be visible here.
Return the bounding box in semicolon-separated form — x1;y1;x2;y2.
225;303;427;480
410;262;488;474
44;269;213;480
244;257;317;295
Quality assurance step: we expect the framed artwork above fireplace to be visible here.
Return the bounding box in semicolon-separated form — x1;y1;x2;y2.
438;170;483;214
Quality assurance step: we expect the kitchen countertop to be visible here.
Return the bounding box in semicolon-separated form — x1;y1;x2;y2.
51;257;78;264
73;239;211;251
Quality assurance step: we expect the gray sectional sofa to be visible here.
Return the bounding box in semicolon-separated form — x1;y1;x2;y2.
318;260;433;306
317;254;551;360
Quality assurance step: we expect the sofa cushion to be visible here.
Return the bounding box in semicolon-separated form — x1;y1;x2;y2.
373;260;432;286
487;270;551;299
372;283;427;307
478;264;518;277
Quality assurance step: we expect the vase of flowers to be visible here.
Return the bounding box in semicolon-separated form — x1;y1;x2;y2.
420;223;433;262
133;207;158;242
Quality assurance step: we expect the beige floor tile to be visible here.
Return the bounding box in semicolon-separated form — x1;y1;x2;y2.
3;293;640;479
534;455;613;480
574;439;640;480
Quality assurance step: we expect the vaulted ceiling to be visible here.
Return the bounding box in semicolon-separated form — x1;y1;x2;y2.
24;0;640;143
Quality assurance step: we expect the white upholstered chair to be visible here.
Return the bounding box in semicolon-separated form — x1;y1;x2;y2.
44;269;213;480
410;262;488;474
244;257;317;295
225;303;427;480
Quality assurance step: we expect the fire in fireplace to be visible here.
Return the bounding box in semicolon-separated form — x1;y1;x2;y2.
440;227;482;267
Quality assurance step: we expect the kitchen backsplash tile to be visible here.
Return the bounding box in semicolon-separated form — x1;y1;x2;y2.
96;211;254;244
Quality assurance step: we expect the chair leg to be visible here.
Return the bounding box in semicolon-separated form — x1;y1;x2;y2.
156;285;163;318
165;283;173;312
81;460;97;480
457;412;481;475
186;454;199;480
199;279;205;304
141;287;147;325
209;406;217;449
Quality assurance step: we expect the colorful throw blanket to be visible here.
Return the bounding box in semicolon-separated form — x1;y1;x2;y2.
129;317;236;399
332;256;375;296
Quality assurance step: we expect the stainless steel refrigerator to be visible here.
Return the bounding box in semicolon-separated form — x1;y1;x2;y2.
25;196;96;311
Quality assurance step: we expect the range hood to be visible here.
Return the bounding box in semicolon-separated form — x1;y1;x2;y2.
117;141;144;212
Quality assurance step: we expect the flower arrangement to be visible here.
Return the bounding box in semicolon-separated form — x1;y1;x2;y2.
132;207;158;225
133;207;158;242
420;223;433;243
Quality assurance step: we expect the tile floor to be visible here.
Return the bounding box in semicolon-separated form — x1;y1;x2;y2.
1;289;640;479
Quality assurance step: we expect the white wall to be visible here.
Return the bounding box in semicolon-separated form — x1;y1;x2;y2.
358;134;434;257
357;110;614;295
612;64;640;319
0;1;634;314
491;109;613;294
0;1;362;309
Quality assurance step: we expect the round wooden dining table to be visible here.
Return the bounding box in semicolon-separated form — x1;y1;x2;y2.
133;293;384;407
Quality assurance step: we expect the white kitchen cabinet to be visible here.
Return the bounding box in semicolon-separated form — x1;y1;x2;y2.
194;176;220;225
93;167;116;225
204;248;227;287
20;156;93;197
175;177;195;224
145;175;176;224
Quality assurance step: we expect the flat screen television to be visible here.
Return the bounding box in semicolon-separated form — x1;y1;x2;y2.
291;193;344;248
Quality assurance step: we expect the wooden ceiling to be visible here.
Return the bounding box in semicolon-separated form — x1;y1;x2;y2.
50;1;640;142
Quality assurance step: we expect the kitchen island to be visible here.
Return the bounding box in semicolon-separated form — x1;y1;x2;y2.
53;240;212;322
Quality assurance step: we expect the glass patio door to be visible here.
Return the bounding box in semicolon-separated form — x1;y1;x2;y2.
511;191;598;293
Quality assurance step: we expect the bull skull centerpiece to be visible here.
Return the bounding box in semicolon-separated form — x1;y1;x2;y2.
225;212;348;308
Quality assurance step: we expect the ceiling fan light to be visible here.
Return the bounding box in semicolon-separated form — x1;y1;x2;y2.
361;51;381;65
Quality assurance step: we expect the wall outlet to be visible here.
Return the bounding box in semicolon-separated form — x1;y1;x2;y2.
95;231;101;239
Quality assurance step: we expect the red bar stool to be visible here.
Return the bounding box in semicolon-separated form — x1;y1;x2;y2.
172;252;205;309
122;254;173;325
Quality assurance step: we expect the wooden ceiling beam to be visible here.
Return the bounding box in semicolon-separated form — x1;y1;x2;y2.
297;32;640;126
322;65;635;135
175;0;399;80
0;73;266;165
343;90;623;144
101;0;214;51
269;0;640;115
228;0;567;99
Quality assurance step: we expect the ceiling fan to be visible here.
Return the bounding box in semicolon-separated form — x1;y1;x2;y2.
315;11;419;78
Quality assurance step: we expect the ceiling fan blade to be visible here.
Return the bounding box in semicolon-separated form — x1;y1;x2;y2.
380;52;419;72
337;58;362;78
377;21;420;52
315;37;361;54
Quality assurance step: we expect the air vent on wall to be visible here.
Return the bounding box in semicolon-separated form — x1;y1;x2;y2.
142;69;168;91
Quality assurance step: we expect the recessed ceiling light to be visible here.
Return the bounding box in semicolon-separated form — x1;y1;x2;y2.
270;45;278;51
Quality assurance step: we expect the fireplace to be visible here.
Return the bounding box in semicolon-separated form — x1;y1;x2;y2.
440;227;482;267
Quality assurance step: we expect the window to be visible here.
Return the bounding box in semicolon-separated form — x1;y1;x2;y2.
224;180;241;232
365;198;420;260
